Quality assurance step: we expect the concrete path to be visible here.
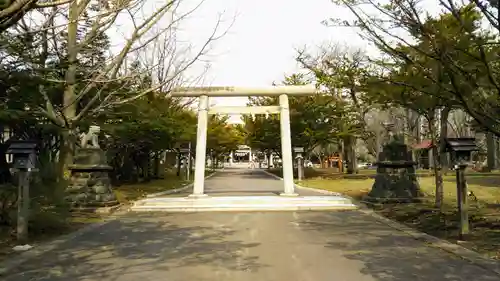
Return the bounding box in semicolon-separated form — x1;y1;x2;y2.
3;212;499;281
2;168;499;280
198;167;320;196
131;168;354;212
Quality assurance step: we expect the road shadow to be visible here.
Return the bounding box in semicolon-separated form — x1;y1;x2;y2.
237;171;279;179
3;213;264;280
298;211;500;281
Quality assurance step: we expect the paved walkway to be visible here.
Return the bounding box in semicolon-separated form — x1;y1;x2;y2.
192;167;319;196
2;168;499;280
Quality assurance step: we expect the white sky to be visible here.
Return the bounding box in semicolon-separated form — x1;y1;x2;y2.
172;0;368;122
184;0;362;85
109;0;440;123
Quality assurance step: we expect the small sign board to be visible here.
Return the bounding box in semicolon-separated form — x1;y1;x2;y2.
179;148;190;153
293;147;304;153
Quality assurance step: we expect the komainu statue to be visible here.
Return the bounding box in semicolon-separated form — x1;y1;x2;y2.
80;125;100;148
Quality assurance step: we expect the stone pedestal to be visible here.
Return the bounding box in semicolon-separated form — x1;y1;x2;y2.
66;148;118;207
364;142;423;203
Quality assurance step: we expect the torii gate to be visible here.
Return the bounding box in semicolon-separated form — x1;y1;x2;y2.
170;85;317;197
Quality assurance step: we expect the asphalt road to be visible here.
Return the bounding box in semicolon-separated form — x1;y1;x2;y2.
2;168;499;280
202;168;321;196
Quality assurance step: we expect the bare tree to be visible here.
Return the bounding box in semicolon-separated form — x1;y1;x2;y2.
11;0;232;180
363;108;389;158
448;109;473;137
311;142;340;168
332;0;500;136
0;0;74;32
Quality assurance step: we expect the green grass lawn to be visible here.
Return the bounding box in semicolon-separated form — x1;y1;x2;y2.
297;169;500;260
112;169;215;203
268;167;434;180
113;175;191;204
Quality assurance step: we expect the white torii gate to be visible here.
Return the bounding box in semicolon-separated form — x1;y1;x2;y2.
170;85;317;197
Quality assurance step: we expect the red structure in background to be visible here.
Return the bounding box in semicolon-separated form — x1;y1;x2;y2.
412;140;433;169
413;140;433;150
322;153;343;171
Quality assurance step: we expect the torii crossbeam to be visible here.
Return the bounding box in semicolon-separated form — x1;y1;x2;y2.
170;85;317;197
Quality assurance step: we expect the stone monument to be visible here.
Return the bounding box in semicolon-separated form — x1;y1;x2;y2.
364;140;423;203
66;126;118;207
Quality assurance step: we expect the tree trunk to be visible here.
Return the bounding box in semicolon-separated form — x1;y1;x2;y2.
57;128;77;184
345;136;358;174
153;152;160;178
189;153;193;175
495;137;500;169
415;113;422;146
58;1;79;184
486;132;496;171
342;139;347;172
144;152;152;182
404;108;410;144
176;153;181;177
375;130;382;161
123;154;135;182
428;111;444;210
412;114;420;165
439;107;450;175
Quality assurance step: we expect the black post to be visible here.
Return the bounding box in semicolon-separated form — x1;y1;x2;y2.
176;153;181;177
17;170;30;243
211;150;215;171
455;163;469;240
297;156;304;181
181;156;187;181
189;152;194;176
6;140;38;244
187;143;192;180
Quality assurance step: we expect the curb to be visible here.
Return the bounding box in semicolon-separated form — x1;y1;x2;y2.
260;169;500;276
146;171;218;198
71;203;124;214
260;169;285;181
360;208;500;276
260;169;343;196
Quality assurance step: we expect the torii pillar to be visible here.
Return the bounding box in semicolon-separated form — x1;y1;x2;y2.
191;94;209;198
170;85;317;197
279;94;295;196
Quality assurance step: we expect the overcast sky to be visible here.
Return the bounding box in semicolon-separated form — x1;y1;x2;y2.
169;0;369;122
184;0;363;85
108;0;439;123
